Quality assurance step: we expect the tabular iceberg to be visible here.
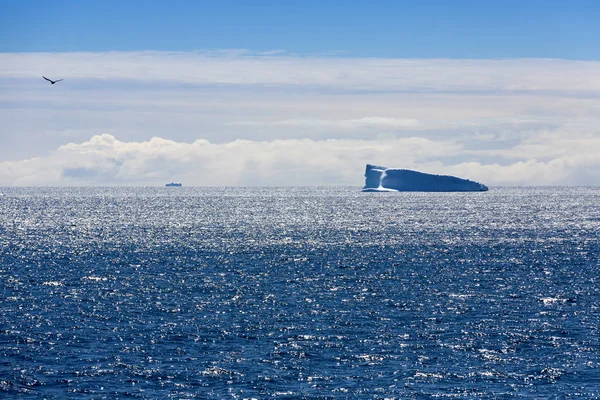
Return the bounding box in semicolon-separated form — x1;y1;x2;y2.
362;164;488;192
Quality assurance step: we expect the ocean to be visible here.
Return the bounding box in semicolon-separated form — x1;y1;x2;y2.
1;187;599;398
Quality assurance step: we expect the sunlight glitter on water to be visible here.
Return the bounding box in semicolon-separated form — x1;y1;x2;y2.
0;187;599;398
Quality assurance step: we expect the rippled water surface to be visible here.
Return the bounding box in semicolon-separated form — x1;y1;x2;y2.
1;187;599;398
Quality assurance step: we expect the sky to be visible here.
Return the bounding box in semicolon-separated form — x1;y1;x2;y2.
1;0;599;186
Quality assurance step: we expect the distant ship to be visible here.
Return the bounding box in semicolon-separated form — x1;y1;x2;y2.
165;182;182;187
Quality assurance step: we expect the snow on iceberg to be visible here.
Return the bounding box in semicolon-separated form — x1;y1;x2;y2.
362;164;488;192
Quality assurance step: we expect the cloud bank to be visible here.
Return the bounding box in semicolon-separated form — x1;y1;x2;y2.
1;131;598;186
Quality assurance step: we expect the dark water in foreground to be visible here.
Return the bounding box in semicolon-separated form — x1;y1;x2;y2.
1;187;599;399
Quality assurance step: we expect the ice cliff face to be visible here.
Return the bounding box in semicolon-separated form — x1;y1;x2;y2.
362;164;488;192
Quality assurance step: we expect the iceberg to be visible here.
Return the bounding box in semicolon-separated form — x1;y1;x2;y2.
362;164;488;192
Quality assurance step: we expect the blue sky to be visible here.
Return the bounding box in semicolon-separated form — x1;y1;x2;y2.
2;0;599;59
1;1;600;186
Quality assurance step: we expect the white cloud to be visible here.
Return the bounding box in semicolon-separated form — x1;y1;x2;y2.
0;134;461;186
1;51;600;185
1;133;599;186
473;120;600;161
2;51;600;92
228;117;420;130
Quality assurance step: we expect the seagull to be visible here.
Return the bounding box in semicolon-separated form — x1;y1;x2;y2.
43;76;64;84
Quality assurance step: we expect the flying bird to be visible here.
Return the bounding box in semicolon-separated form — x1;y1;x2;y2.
43;76;64;84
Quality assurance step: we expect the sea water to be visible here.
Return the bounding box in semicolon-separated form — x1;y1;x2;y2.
1;187;599;398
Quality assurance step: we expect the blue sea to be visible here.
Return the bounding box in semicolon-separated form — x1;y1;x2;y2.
1;187;599;399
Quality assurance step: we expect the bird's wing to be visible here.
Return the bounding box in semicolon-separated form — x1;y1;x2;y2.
54;79;64;83
42;76;52;82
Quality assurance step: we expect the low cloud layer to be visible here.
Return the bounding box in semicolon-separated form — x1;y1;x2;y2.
1;132;598;186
